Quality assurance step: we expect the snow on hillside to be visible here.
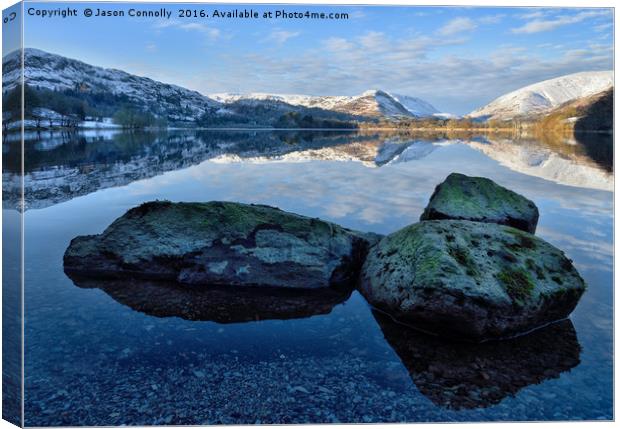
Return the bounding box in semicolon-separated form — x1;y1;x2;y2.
3;49;443;123
2;48;220;122
388;93;439;117
468;71;613;120
210;89;439;118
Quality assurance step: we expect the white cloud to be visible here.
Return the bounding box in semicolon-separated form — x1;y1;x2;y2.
594;22;612;33
323;37;355;52
263;30;301;45
358;31;388;50
189;15;612;115
145;43;157;53
479;14;505;24
153;20;222;42
179;22;221;40
512;10;610;34
518;10;546;20
438;17;477;36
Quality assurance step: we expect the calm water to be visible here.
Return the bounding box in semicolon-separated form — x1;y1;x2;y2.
2;130;613;425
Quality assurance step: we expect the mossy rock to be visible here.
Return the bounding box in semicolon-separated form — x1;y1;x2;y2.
64;201;380;290
359;220;586;341
420;173;539;233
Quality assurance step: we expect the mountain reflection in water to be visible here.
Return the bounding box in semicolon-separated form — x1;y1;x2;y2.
2;129;613;211
5;128;613;424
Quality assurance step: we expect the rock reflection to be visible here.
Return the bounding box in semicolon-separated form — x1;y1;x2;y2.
373;311;581;410
66;273;351;323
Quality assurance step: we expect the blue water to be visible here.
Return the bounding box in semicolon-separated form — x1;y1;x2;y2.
4;130;613;425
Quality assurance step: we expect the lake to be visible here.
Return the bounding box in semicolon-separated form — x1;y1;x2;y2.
2;129;613;425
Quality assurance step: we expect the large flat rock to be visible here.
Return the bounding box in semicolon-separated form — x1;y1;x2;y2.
64;201;379;290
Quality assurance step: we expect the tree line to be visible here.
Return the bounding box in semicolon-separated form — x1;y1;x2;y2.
2;83;169;130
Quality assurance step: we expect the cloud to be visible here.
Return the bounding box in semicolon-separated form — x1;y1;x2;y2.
438;17;477;35
512;10;609;34
358;31;388;50
153;20;222;42
187;12;612;115
200;32;610;114
518;10;547;20
478;14;505;24
323;37;355;52
178;22;221;40
594;22;612;32
263;30;301;45
145;43;157;53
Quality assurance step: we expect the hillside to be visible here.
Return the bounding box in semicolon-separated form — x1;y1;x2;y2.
2;48;219;126
2;49;441;129
536;88;613;133
468;71;613;121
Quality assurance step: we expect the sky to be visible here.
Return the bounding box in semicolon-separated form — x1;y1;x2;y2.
17;2;615;114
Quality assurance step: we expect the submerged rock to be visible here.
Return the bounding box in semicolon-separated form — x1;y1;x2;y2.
420;173;539;233
64;201;379;290
374;311;581;410
359;220;586;341
67;274;350;323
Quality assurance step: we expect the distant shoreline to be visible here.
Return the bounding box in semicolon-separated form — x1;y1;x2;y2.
3;126;612;134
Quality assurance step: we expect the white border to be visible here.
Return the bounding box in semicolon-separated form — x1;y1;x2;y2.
0;1;616;429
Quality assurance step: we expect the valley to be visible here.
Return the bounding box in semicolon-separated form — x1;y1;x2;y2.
2;48;613;133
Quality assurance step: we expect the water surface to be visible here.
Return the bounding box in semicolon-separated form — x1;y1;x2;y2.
3;130;612;425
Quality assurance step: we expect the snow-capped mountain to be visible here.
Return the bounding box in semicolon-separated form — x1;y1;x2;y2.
388;93;439;117
210;89;439;118
468;71;613;121
2;48;220;122
3;48;442;125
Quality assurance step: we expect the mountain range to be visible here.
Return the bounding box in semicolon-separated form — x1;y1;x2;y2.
2;49;442;128
1;48;614;128
209;90;440;118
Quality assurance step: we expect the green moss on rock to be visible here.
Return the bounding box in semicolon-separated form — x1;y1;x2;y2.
526;258;546;280
420;173;539;233
497;267;535;305
359;219;586;341
65;200;380;290
448;245;479;277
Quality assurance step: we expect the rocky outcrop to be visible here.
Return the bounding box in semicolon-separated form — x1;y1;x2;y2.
374;311;580;409
63;201;379;290
359;220;585;341
420;173;539;233
67;274;351;323
63;173;586;342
